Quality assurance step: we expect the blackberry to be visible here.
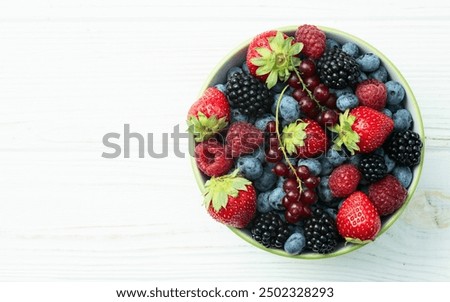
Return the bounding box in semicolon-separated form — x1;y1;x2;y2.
304;208;339;254
316;47;360;89
359;154;387;183
386;130;423;166
226;72;272;118
251;212;290;249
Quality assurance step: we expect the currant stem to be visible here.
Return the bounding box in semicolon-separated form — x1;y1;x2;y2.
292;68;326;111
275;85;303;192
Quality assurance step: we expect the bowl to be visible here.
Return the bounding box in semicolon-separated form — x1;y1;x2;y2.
189;25;425;259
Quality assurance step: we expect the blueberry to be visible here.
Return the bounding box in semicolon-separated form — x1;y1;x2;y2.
236;156;263;180
388;104;403;114
331;87;353;98
215;83;227;93
278;95;300;123
318;185;334;203
254;166;277;192
369;66;388;83
373;148;385;157
325;208;338;220
349;154;362;167
319;157;333;176
384;154;396;173
393;166;413;188
356;53;381;72
337;93;359;111
268;188;285;210
254;114;276;131
272;82;286;93
358;72;369;82
231;108;249;123
393;109;412;131
284;232;306;255
326;148;348;166
251;146;265;163
226;66;243;81
326;38;340;50
276;177;285;189
241;62;250;74
341;42;359;58
257;192;272;213
298;159;322;176
385;81;405;105
382;108;393;118
283;157;298;166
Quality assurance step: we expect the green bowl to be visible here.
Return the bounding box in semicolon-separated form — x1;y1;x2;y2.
189;26;425;259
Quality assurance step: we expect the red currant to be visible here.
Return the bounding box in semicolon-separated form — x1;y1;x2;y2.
268;136;279;149
301;190;318;205
283;179;298;192
304;75;320;91
292;88;307;102
313;84;330;104
286;190;300;203
265;121;277;133
287;73;301;89
285;209;301;224
322;110;339;126
296;165;311;180
265;148;283;163
282;196;292;209
298;96;320;119
273;162;288;177
299;59;316;77
325;94;337;109
298;205;312;219
304;176;320;189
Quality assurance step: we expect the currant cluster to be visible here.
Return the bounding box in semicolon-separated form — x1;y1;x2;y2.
288;59;339;126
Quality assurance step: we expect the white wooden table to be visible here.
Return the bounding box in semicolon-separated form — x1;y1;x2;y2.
0;0;449;281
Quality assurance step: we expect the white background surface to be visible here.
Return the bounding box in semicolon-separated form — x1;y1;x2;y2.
0;0;449;281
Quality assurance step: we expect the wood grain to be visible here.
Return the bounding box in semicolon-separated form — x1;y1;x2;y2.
0;0;449;281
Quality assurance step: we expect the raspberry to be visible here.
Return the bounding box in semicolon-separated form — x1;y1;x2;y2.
329;164;361;198
226;122;264;158
368;175;407;216
195;139;234;177
355;79;387;111
295;25;326;59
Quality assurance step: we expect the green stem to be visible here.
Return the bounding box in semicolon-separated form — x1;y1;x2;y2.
275;85;303;192
292;68;326;111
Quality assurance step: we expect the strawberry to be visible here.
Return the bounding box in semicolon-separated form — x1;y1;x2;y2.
368;175;407;216
281;119;328;158
246;31;303;89
355;79;387;110
195;139;234;177
226;122;264;158
187;87;231;142
331;106;394;154
336;191;381;242
329;164;361;198
204;170;256;228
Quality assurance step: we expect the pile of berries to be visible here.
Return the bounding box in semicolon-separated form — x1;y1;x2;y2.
187;24;423;256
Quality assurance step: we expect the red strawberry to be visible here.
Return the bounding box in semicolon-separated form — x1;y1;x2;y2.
295;25;326;59
281;119;328;158
356;79;387;110
204;170;256;228
368;175;407;216
329;164;361;197
226;122;264;158
246;31;303;89
331;106;394;154
187;87;231;142
336;191;381;242
195;139;234;177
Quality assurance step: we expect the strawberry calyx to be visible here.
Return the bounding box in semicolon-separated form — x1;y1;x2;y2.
250;31;303;89
281;120;307;156
203;169;251;213
330;109;360;155
187;112;228;143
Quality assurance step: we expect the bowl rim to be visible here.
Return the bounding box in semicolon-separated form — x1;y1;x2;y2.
189;25;425;259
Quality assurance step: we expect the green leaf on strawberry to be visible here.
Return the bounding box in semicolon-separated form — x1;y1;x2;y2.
330;109;360;155
250;31;303;89
203;169;251;212
187;112;228;143
281;121;307;156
